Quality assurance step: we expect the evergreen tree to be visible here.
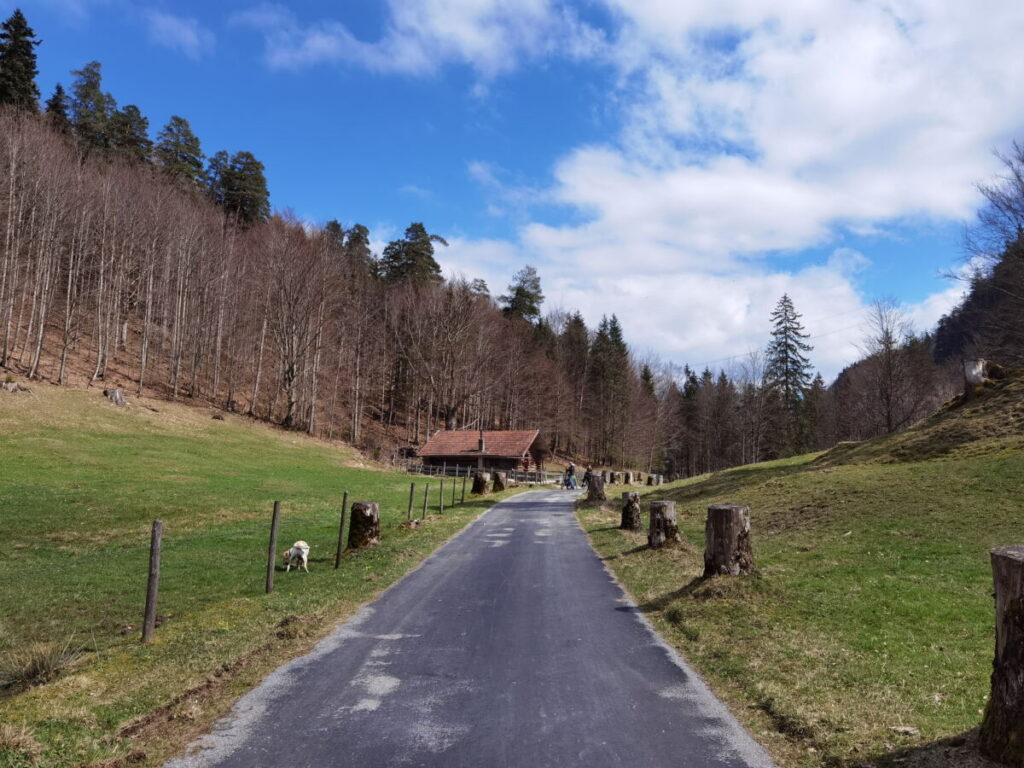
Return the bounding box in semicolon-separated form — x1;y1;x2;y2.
69;61;116;151
0;9;40;111
343;224;374;273
155;115;205;187
108;104;151;162
44;83;72;134
206;150;270;226
500;265;544;322
764;294;814;454
379;223;447;285
469;278;490;297
586;315;631;463
640;364;656;398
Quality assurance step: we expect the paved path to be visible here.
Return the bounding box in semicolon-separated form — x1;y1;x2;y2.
168;490;775;768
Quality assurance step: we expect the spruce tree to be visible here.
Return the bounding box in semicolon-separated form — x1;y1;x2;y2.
344;224;375;274
500;265;544;322
108;104;151;162
44;83;72;133
0;9;41;111
379;223;447;285
155;115;205;187
69;61;116;151
206;150;270;226
764;294;814;454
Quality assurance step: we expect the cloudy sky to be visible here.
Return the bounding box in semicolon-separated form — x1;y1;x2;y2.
15;0;1024;379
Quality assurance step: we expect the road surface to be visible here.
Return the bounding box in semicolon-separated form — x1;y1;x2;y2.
167;489;775;768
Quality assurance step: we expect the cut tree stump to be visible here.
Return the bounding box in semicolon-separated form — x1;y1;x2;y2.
620;492;642;531
492;472;508;493
980;546;1024;765
703;504;755;576
586;475;606;502
103;388;127;407
472;472;490;494
646;475;655;486
623;471;634;484
347;502;380;549
647;501;679;549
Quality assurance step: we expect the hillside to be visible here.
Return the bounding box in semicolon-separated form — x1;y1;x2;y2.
0;382;520;767
579;372;1024;768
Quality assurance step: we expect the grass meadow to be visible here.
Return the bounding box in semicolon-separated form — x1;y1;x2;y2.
0;385;521;767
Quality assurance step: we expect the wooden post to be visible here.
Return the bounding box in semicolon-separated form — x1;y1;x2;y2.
451;473;457;506
980;546;1024;763
266;501;281;594
141;520;163;644
439;478;445;514
461;473;467;503
422;483;429;519
407;483;415;521
334;491;349;569
347;502;381;549
621;492;642;531
703;504;755;576
648;501;680;549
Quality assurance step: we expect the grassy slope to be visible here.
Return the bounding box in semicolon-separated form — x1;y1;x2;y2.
580;376;1024;768
0;385;519;767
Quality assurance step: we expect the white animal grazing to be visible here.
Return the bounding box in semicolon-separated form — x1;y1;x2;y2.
283;540;310;572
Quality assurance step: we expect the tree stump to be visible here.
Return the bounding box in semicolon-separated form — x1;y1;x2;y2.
620;492;642;531
601;470;610;484
586;475;606;503
647;501;679;549
103;388;127;407
635;472;643;484
703;504;755;576
623;471;634;484
492;472;508;492
472;472;490;494
655;475;664;486
980;546;1024;764
646;475;655;486
347;502;380;549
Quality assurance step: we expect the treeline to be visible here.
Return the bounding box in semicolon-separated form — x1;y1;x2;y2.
0;8;973;476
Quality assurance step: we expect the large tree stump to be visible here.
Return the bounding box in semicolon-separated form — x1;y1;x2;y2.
492;472;508;492
646;474;655;486
623;471;634;484
647;501;679;549
703;504;755;576
980;546;1024;764
472;472;490;494
347;502;380;549
103;388;127;407
655;474;664;486
586;475;606;502
600;470;610;484
620;492;642;531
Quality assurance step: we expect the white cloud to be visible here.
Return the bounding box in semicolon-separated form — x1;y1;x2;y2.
146;10;214;60
232;1;601;78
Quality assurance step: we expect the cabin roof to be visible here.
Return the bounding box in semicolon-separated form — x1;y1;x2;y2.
418;429;541;458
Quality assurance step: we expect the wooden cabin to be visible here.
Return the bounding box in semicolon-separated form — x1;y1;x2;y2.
418;430;548;472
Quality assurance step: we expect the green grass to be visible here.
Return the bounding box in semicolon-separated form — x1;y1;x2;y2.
580;388;1024;768
0;386;520;767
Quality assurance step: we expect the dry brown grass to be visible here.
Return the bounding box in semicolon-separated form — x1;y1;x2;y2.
0;722;43;764
0;638;85;691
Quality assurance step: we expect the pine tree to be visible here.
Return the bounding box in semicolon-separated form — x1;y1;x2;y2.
764;294;814;454
155;115;205;187
0;9;40;111
206;150;271;226
44;83;72;134
379;223;447;285
69;61;116;151
108;104;151;162
500;265;544;322
344;224;375;274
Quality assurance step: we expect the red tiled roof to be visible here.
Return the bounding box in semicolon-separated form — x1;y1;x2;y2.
418;430;540;458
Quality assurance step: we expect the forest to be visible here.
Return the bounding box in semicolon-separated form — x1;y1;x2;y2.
2;8;1018;476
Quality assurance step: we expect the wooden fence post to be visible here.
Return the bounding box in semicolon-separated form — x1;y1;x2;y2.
451;474;457;507
439;478;445;514
335;491;349;569
141;519;163;644
407;483;415;521
422;483;429;520
980;546;1024;763
461;473;467;504
266;501;281;594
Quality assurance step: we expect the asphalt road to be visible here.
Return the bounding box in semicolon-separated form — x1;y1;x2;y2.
167;490;776;768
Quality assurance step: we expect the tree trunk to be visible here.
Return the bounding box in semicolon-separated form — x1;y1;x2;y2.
620;491;641;530
492;471;508;493
472;472;490;495
703;504;755;576
347;502;380;549
586;475;606;502
623;471;633;484
647;500;679;549
980;546;1024;765
646;475;655;486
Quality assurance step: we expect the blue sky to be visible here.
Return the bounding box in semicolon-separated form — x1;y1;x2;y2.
13;0;1024;379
